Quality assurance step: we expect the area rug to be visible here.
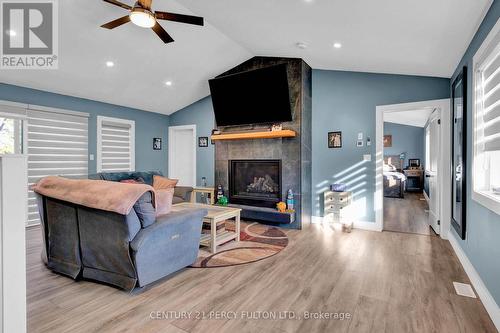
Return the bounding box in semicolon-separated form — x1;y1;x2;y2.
190;222;289;268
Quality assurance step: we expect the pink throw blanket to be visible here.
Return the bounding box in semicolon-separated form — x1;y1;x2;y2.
32;176;156;215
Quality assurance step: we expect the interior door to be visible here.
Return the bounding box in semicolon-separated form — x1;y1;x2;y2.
426;110;441;234
168;125;196;186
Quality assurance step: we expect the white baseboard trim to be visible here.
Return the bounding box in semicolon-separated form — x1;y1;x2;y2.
311;216;382;232
448;232;500;330
354;220;382;232
423;190;430;203
311;216;323;224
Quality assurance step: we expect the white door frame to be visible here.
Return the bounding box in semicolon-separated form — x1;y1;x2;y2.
168;125;196;186
375;99;451;239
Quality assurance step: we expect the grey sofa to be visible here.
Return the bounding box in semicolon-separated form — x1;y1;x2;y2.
36;180;206;291
89;171;193;204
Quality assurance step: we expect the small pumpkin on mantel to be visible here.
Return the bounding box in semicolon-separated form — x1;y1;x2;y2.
276;202;287;213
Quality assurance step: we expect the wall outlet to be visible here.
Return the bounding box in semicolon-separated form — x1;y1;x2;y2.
363;154;372;161
366;137;371;146
89;154;94;161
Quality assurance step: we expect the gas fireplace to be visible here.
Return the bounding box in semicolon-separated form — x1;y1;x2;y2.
228;160;282;208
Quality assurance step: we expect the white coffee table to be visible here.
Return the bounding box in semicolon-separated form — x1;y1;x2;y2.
172;203;241;253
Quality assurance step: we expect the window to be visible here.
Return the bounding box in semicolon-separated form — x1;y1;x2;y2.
472;19;500;215
0;105;25;155
27;107;89;225
97;116;135;172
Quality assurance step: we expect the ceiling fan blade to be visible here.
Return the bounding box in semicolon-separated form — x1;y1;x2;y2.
137;0;152;10
101;15;131;29
152;22;174;44
102;0;132;10
155;11;204;26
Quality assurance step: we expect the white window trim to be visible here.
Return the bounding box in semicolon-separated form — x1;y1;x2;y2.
472;18;500;216
96;116;135;173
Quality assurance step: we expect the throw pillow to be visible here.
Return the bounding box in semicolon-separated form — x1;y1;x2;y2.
120;177;145;184
153;175;178;190
133;191;156;228
156;188;174;217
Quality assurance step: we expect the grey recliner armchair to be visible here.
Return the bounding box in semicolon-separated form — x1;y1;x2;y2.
37;186;206;291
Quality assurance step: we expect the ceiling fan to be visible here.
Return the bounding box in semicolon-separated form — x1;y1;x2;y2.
101;0;204;44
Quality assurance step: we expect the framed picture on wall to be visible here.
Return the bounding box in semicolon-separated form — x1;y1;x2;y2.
451;66;467;240
328;131;342;148
198;137;209;147
153;138;162;150
384;135;392;147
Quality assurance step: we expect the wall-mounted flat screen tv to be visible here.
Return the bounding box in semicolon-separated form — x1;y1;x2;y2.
208;64;292;126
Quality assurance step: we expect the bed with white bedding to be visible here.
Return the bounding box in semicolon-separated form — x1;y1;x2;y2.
383;156;407;198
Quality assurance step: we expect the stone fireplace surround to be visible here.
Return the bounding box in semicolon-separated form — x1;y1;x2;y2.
214;56;312;229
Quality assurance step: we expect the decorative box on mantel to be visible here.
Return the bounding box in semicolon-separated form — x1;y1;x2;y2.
213;56;312;229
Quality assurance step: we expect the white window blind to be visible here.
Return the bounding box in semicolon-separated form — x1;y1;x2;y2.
479;48;500;152
27;108;89;225
97;116;135;173
472;18;500;215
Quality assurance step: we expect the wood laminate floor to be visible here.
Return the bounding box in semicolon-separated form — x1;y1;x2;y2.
27;224;496;333
384;192;434;236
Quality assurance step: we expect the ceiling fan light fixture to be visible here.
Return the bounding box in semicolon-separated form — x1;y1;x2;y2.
129;8;156;28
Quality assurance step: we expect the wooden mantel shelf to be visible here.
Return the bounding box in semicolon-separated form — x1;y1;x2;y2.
211;129;296;141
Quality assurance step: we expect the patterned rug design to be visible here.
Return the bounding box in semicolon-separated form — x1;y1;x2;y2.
190;222;289;268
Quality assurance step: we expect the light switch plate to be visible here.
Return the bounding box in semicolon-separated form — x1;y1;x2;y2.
89;154;94;161
363;154;371;161
358;132;363;140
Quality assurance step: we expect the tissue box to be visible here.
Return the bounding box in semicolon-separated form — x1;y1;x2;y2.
330;184;347;192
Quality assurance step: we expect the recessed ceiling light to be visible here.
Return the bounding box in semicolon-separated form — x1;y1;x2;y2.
304;0;314;3
333;42;342;49
105;61;115;67
6;30;16;37
165;81;173;86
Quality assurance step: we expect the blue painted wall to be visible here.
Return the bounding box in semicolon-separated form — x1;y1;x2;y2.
383;122;424;169
312;70;449;221
0;83;170;175
450;0;500;304
168;70;449;222
169;97;215;186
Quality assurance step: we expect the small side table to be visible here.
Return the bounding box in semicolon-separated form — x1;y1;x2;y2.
403;169;423;192
323;190;353;231
190;187;216;205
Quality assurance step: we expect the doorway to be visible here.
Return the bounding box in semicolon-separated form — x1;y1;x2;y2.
375;99;451;239
168;125;196;186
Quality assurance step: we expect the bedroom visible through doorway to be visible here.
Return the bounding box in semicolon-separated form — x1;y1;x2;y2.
378;100;450;237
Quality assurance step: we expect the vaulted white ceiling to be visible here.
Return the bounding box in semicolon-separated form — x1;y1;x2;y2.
0;0;252;115
0;0;493;115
